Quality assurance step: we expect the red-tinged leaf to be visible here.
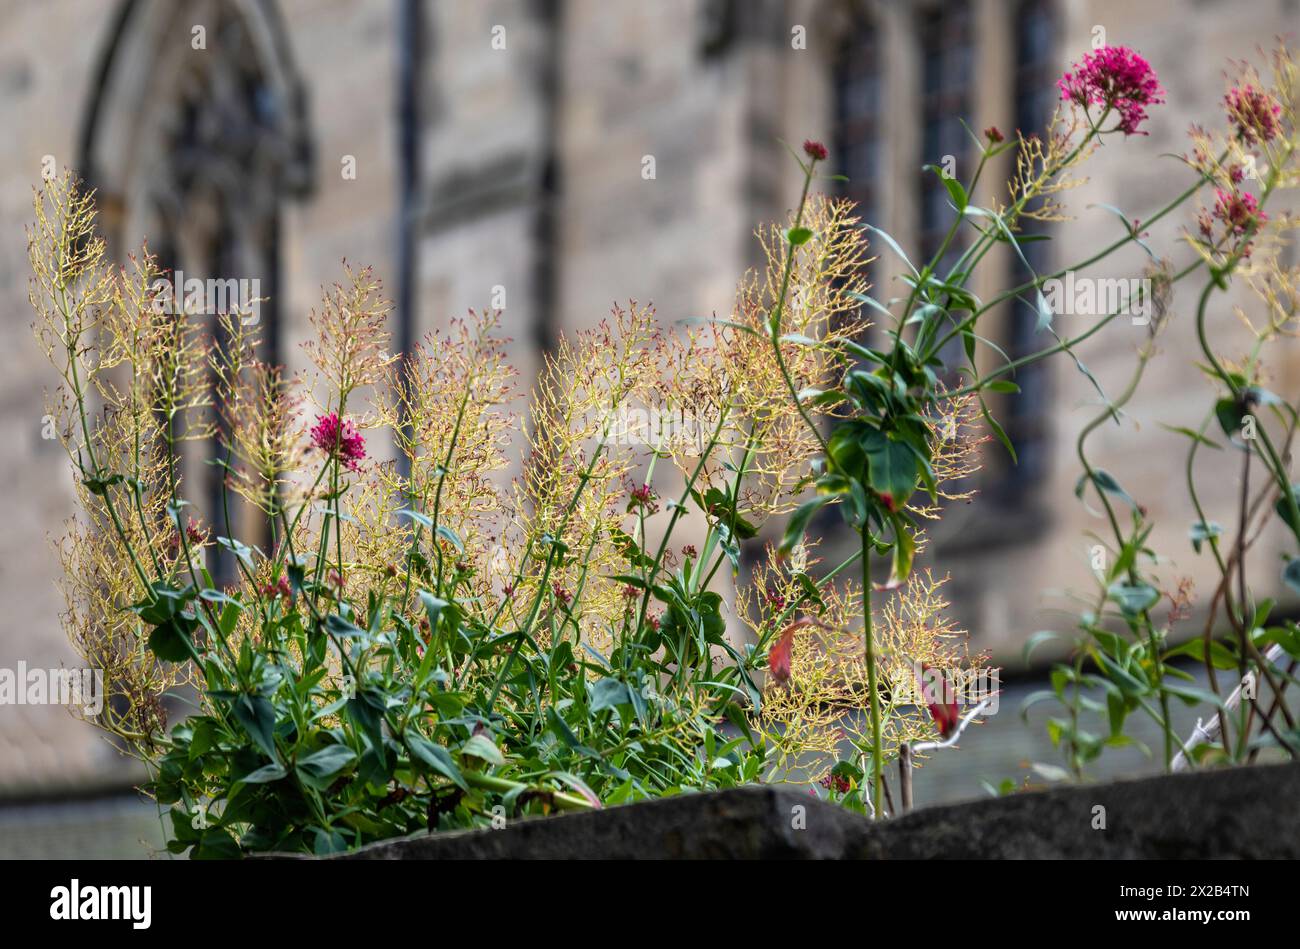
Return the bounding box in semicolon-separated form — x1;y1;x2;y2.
768;616;824;687
768;631;795;686
915;662;960;738
546;771;603;809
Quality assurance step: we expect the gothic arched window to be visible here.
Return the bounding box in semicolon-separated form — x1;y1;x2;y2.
80;0;313;583
1001;0;1058;495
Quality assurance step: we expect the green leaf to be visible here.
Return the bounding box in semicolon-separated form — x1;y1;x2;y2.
436;525;463;551
847;292;894;321
1022;630;1059;665
417;591;449;635
324;613;369;642
461;733;505;766
396;509;433;529
295;744;356;785
216;536;256;574
779;495;829;557
1189;520;1222;554
238;762;286;784
1163;682;1227;708
861;224;918;276
1019;688;1059;720
547;707;601;759
886;513;916;588
148;619;198;663
925;164;967;211
1107;581;1159;617
590;677;634;713
407;733;468;790
286;558;307;596
977;395;1017;465
1256;624;1300;660
1166;637;1239;671
862;429;919;508
232;694;280;763
1274;485;1300;539
787;226;814;246
82;473;125;497
1159;424;1222;451
791;571;826;613
1215;397;1246;441
1075;469;1139;511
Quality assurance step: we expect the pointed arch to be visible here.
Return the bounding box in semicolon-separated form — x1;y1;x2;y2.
78;0;315;582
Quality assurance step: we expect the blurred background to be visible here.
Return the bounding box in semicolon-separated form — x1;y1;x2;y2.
1;0;1297;856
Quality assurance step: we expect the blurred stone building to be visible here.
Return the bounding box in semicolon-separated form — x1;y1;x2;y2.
1;0;1297;845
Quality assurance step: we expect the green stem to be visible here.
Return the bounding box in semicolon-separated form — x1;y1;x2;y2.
860;530;883;818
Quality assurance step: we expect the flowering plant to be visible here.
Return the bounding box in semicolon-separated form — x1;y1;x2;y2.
1026;44;1300;777
28;40;1300;857
31;166;988;852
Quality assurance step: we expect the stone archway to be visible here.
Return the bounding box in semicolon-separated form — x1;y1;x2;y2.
79;0;314;582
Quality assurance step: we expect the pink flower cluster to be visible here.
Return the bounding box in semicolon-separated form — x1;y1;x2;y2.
802;139;828;162
1213;188;1267;235
1058;45;1165;135
1224;84;1282;145
310;412;366;473
626;482;659;514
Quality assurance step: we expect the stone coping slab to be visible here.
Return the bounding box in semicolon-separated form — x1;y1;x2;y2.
261;760;1300;859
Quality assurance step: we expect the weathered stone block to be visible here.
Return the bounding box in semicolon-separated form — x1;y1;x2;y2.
271;761;1300;859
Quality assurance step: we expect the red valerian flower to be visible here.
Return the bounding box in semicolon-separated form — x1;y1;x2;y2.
166;516;207;557
1224;84;1282;144
914;662;961;739
819;771;852;795
259;575;292;601
802;139;828;162
1213;188;1267;235
626;482;659;514
983;125;1004;144
185;518;206;546
1197;207;1215;239
1058;45;1165;135
310;412;366;472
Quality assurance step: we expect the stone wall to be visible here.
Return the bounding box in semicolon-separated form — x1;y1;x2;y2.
289;761;1300;859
